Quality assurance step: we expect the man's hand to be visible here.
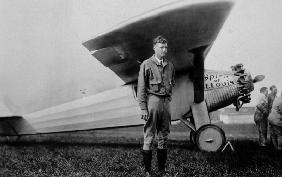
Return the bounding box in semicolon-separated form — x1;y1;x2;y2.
141;109;149;121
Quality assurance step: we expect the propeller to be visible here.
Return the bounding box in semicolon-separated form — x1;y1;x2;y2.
253;75;265;83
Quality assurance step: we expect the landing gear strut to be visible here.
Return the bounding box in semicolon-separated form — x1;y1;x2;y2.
185;45;226;152
190;130;196;145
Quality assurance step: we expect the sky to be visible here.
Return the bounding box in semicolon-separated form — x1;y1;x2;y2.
0;0;281;115
205;0;282;102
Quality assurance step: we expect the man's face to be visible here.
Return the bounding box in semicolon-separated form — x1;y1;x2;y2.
272;86;277;94
264;90;268;96
153;43;168;59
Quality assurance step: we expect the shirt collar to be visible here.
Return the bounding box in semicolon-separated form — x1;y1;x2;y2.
153;55;167;66
154;55;163;64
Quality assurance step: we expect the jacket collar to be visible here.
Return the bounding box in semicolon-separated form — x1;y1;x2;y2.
150;55;168;67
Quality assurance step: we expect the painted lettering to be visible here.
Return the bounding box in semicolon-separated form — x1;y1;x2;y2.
210;75;214;80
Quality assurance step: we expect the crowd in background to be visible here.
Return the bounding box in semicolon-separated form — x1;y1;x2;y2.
254;85;282;150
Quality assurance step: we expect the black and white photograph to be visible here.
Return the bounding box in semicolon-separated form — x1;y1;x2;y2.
0;0;282;176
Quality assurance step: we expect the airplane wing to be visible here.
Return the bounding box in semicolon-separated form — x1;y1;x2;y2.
1;1;234;136
83;0;234;84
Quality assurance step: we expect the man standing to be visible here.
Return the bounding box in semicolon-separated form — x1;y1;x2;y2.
268;85;277;113
268;91;282;150
254;87;269;146
137;36;175;177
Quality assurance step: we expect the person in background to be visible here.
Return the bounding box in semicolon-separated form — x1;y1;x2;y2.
267;85;277;113
254;87;269;146
268;91;282;150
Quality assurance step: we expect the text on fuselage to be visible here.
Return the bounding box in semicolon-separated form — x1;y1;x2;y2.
204;73;235;90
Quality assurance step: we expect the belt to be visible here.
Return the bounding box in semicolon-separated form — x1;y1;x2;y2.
148;93;171;100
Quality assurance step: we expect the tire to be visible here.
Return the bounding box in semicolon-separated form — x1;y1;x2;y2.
195;124;226;152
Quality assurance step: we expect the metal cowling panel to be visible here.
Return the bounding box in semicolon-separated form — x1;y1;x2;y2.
205;85;239;112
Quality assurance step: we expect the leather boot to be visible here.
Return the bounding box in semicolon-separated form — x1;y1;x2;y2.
142;150;152;176
157;148;167;175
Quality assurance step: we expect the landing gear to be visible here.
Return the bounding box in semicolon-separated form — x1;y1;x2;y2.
189;130;196;144
195;124;226;152
183;101;226;152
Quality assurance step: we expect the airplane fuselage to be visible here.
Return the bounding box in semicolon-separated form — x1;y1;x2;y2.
1;68;252;136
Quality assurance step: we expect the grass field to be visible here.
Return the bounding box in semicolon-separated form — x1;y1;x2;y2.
0;123;282;177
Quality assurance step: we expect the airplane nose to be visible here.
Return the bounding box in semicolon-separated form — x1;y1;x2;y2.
233;69;254;110
235;72;265;110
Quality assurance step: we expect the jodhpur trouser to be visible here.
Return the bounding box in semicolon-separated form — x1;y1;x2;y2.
143;95;171;150
254;112;268;145
269;124;282;150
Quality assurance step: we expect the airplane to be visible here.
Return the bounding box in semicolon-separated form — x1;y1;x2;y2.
0;0;265;152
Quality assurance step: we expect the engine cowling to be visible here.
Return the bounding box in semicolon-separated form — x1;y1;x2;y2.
204;64;263;112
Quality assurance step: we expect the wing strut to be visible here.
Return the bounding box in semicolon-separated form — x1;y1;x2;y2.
190;45;209;103
189;45;210;129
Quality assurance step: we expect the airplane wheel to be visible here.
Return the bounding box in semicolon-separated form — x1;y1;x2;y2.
190;130;196;144
195;124;226;152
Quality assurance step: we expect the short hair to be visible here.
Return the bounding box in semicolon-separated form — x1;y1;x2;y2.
260;87;268;93
270;85;276;91
153;35;168;46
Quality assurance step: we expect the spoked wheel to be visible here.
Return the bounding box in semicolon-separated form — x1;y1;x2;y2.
195;124;226;152
190;130;196;144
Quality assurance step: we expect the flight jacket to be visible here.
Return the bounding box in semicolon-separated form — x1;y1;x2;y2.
137;55;175;110
268;96;282;126
267;92;277;114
